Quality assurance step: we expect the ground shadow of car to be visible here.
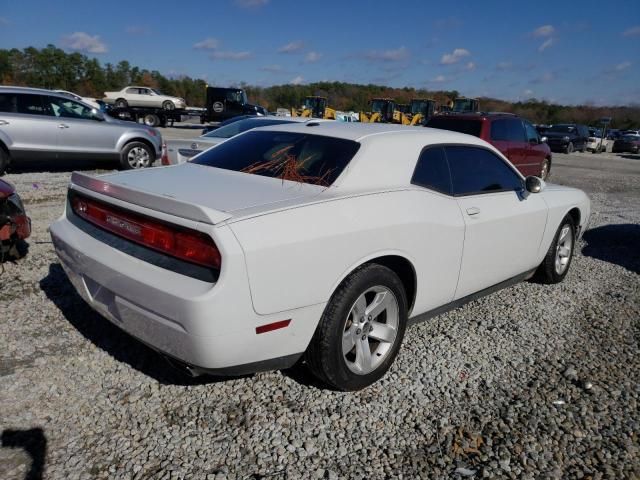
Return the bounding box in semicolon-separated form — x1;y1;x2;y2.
619;154;640;161
1;428;47;480
0;239;29;263
39;263;251;386
581;224;640;274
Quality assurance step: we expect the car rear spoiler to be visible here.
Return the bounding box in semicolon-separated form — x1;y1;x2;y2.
69;171;232;225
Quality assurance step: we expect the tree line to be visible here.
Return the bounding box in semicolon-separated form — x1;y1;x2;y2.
1;45;638;128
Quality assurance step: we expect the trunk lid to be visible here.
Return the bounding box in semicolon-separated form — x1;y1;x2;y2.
71;163;325;225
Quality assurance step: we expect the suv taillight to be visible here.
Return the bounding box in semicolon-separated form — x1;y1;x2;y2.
71;194;221;269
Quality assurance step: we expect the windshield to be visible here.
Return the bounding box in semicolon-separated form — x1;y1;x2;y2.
151;89;164;95
411;101;426;115
453;99;475;112
426;117;482;137
192;130;360;186
203;118;295;139
549;125;575;133
370;100;387;113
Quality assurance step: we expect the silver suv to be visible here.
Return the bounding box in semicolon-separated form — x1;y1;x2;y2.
0;87;162;175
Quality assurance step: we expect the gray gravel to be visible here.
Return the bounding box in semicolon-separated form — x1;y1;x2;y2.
1;145;639;479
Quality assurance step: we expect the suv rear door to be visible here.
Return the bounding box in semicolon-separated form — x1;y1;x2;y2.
0;93;60;160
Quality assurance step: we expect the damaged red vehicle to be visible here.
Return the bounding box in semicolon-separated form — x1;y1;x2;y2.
0;179;31;258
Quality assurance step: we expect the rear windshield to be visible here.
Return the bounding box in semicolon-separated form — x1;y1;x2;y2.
203;118;295;139
426;117;482;137
191;130;360;186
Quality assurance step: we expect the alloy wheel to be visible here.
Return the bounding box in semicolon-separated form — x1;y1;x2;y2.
127;146;151;169
342;286;399;375
555;224;573;275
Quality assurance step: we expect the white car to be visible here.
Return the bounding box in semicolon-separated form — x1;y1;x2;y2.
54;90;102;110
586;128;605;153
163;116;327;165
49;123;590;391
103;86;186;110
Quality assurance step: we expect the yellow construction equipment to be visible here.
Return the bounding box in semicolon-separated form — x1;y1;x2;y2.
360;98;395;123
452;97;480;113
291;96;336;119
409;98;436;126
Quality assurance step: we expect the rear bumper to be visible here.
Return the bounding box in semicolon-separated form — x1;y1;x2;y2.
49;210;323;372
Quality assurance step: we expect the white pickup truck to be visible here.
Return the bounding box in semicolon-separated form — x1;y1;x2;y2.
103;86;186;110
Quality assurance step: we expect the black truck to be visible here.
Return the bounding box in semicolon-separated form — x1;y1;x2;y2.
202;87;267;122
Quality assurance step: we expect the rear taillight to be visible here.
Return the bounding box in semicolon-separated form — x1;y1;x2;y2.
71;194;221;269
161;142;170;165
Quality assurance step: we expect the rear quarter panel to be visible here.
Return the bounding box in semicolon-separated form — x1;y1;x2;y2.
229;189;465;316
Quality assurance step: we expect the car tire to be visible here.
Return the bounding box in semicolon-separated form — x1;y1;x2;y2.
162;101;175;111
115;98;128;109
580;143;587;153
120;141;154;170
143;114;160;127
565;142;574;154
540;158;551;180
534;215;576;284
305;263;408;391
0;148;8;176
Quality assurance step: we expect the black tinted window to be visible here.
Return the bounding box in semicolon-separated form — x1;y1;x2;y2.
446;146;522;196
0;94;17;113
524;122;539;143
192;130;360;186
426;117;482;137
203;118;294;139
491;119;525;142
16;94;49;115
412;147;451;195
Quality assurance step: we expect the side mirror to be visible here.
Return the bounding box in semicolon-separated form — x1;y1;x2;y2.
540;136;548;143
91;109;105;121
525;176;544;193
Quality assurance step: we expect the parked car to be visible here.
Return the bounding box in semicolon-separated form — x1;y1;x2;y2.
544;124;589;154
202;87;266;123
0;178;30;258
621;129;640;136
586;128;605;153
103;86;186;110
54;90;102;110
163;116;327;165
425;113;552;179
49;122;590;391
612;134;640;153
0;87;162;174
607;129;622;140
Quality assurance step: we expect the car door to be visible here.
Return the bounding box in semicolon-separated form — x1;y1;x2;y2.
0;93;60;161
125;87;144;107
506;118;530;173
445;145;548;299
44;96;118;160
523;120;546;177
139;88;157;108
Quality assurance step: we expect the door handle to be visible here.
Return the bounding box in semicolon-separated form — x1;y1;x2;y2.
466;207;481;216
58;123;69;129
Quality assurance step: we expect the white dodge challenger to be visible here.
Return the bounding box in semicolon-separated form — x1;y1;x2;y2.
50;123;590;391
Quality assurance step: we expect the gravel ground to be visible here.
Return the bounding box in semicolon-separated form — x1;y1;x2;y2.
1;142;639;479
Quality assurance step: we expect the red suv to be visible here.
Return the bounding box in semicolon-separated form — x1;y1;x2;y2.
425;113;552;179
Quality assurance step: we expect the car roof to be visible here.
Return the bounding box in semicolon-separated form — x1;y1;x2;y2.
0;85;60;95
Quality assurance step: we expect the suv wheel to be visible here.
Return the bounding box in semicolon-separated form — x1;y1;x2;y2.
541;158;551;180
0;148;8;176
115;98;128;109
121;142;153;170
305;264;408;391
565;142;574;154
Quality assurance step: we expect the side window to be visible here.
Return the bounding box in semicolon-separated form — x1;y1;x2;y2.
524;121;539;143
16;94;49;116
45;97;95;120
0;94;17;113
490;119;509;141
446;146;523;196
507;119;526;142
126;88;138;95
411;146;452;195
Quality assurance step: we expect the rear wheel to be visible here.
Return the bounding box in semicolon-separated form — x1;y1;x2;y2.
121;142;153;170
115;98;128;109
162;100;175;111
306;264;408;391
143;113;160;127
534;215;575;284
540;158;551;180
0;148;8;176
565;142;574;154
